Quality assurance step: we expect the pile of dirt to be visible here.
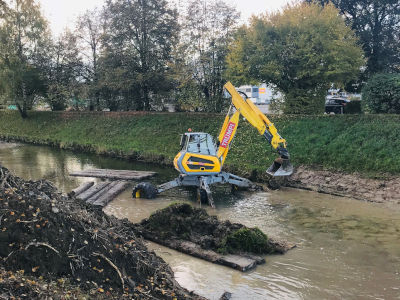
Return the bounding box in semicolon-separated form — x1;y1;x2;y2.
0;165;205;299
135;203;293;255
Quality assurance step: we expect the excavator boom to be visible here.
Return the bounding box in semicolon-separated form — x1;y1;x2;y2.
220;82;293;176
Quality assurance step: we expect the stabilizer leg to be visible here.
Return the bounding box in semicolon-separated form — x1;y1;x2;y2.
157;178;182;193
199;176;215;208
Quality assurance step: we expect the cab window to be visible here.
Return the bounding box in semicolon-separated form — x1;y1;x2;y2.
186;134;216;156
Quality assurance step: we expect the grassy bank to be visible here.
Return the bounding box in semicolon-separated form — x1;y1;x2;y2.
0;111;399;178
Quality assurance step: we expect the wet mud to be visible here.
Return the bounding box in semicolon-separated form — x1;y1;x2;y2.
286;166;400;205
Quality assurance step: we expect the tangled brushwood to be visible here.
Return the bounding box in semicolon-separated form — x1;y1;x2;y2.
0;165;205;299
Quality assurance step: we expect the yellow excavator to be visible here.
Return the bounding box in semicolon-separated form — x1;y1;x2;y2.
133;82;293;207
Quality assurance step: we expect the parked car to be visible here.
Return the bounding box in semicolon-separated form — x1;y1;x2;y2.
325;98;350;114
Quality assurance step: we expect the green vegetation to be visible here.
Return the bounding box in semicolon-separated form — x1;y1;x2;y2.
1;111;400;177
219;228;271;254
344;100;362;114
362;74;400;114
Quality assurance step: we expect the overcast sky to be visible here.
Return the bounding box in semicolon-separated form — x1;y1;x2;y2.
38;0;292;36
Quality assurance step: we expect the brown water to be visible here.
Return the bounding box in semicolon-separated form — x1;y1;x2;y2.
1;142;399;300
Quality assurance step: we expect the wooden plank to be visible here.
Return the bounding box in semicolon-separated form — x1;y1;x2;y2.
68;182;94;197
86;181;119;204
77;182;111;201
69;169;156;180
92;181;130;207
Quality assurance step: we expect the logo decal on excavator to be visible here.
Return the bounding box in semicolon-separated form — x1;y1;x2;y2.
220;122;236;148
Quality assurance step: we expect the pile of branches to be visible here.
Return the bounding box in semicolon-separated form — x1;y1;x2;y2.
0;165;204;299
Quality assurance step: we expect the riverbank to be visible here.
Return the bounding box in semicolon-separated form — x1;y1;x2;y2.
1;111;399;204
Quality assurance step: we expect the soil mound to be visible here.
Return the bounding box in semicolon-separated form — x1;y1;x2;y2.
137;203;293;255
0;166;204;299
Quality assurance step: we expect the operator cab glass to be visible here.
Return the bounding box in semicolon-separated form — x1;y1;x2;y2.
180;133;217;156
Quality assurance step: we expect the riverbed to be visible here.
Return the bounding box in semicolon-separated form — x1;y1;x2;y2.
0;142;399;299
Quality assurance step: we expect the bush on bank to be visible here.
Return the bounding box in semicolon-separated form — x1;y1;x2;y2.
0;111;400;178
362;73;400;114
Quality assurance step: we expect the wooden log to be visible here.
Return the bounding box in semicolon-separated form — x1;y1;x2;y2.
141;233;265;272
68;182;94;197
86;181;119;204
69;169;156;180
77;182;111;201
92;181;130;207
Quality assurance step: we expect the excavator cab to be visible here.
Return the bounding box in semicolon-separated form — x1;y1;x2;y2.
174;132;222;175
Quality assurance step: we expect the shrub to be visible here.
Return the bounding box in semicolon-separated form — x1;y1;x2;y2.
362;73;400;113
283;89;326;114
344;100;362;114
223;227;271;254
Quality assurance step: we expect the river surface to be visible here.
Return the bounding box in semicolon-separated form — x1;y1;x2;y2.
0;142;399;300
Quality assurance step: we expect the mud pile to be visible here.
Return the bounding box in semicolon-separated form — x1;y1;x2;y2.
0;166;204;299
136;203;293;255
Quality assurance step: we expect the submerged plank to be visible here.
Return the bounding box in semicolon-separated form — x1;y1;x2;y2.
68;181;94;197
92;181;130;207
77;182;111;201
69;169;156;180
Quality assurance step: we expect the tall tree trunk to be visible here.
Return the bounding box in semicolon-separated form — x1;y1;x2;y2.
143;85;150;111
16;103;27;118
17;82;28;118
95;91;100;111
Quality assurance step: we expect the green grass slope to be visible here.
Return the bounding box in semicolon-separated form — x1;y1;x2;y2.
0;111;399;178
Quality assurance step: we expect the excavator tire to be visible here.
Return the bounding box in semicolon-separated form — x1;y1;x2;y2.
132;182;158;199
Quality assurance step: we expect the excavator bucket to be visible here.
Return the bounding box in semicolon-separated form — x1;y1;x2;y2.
267;158;293;177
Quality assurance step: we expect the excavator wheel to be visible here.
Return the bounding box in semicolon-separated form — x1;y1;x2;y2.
132;182;158;199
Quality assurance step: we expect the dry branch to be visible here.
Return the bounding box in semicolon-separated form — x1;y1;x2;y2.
92;252;124;290
25;242;61;256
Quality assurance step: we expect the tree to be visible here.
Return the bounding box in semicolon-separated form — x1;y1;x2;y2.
226;2;364;114
307;0;400;75
0;0;50;118
76;8;103;111
101;0;179;111
46;30;83;111
362;73;400;113
179;0;239;112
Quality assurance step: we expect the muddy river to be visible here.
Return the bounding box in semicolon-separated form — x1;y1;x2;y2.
0;142;399;299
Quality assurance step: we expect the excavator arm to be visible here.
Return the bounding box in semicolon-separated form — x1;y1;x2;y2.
217;81;293;176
